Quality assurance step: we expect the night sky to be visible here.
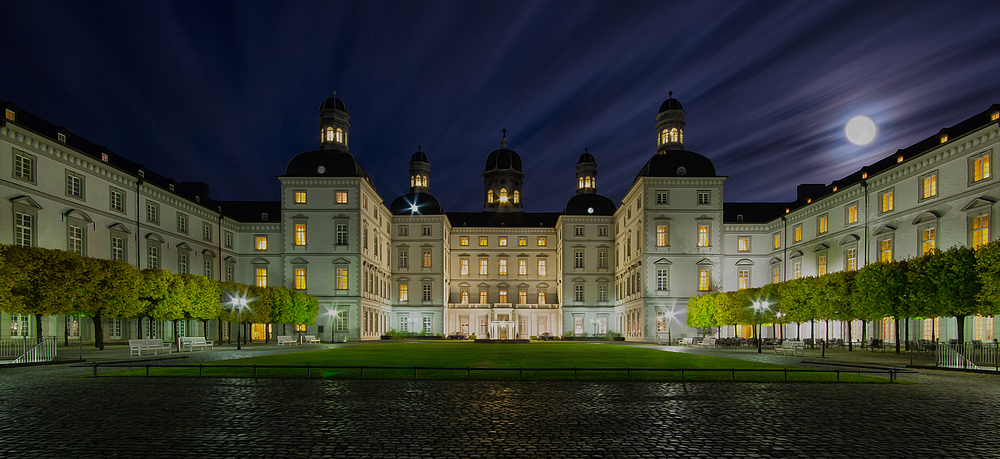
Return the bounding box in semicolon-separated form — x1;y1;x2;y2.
3;1;998;213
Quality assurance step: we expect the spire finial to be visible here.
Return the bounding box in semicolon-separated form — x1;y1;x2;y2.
501;128;508;148
332;90;337;97
418;145;422;152
584;147;588;154
668;91;673;98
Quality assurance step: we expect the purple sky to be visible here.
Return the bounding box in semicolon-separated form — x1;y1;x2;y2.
3;1;998;213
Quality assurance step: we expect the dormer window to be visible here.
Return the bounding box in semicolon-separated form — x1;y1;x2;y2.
940;135;948;143
992;112;999;121
4;109;14;121
101;153;109;162
57;133;67;143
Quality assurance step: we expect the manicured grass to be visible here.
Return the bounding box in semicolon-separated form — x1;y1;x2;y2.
102;341;886;382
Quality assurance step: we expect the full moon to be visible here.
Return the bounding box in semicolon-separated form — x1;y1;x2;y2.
845;116;877;145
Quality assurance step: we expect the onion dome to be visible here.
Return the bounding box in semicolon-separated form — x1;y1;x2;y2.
389;192;444;215
563;193;616;215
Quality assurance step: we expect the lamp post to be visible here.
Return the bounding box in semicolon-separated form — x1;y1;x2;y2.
753;300;769;353
227;291;251;351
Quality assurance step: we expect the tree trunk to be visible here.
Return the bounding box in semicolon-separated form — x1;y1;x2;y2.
904;320;910;351
894;317;901;354
956;315;967;344
92;313;105;350
64;316;70;347
227;322;231;344
825;319;830;346
796;322;801;340
810;320;815;348
173;319;179;350
862;321;868;349
35;314;44;344
848;321;853;351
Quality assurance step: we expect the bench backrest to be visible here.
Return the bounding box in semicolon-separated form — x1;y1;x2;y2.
181;337;207;344
303;335;316;339
277;335;293;340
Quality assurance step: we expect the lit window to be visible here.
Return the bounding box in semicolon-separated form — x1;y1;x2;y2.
992;112;999;121
499;258;508;275
697;225;710;247
537;259;547;276
940;135;948;143
519;259;527;275
255;268;267;287
847;203;859;224
499;290;508;303
846;248;857;271
295;223;306;246
399;284;408;301
880;239;893;262
255;235;267;251
479;259;488;276
670;128;679;142
295;268;306;290
480;291;488;303
423;250;431;268
460;236;469;246
324;127;334;142
499;188;508;202
4;109;14;121
461;259;469;276
773;233;781;249
738;269;750;290
697;269;710;291
818;215;828;234
921;228;936;256
480;237;488;246
461;290;469;303
497;237;507;247
519;290;527;304
335;128;344;143
921;174;937;199
513;190;520;204
880;190;894;213
13;152;34;182
794;224;802;242
518;237;527;246
656;225;668;247
336;268;348;290
336;191;348;204
794;261;801;279
818;255;827;275
660;129;668;145
773;266;781;284
738;237;750;252
295;191;307;204
972;154;991;182
538;291;546;304
487;190;494;203
972;215;989;249
537;237;546;247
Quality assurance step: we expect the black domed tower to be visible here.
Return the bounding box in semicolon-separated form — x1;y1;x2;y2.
482;129;525;213
389;147;444;215
319;94;350;151
283;96;374;186
564;149;616;215
656;91;685;151
633;94;717;183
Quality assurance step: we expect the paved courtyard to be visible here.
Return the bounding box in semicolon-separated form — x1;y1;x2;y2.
1;343;997;458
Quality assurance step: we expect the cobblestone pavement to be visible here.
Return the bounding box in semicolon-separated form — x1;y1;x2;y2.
2;342;998;458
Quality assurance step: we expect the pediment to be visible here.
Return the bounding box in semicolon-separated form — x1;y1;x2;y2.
176;242;192;251
290;257;308;265
695;258;714;266
108;223;131;234
9;195;42;209
250;257;269;265
912;211;941;225
653;258;672;265
202;249;217;258
840;234;860;245
872;225;896;236
736;259;754;266
64;209;93;222
145;232;165;243
331;257;351;265
813;243;829;253
961;197;996;211
789;250;803;259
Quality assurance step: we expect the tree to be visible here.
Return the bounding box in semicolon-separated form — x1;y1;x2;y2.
935;246;983;343
76;258;140;350
1;246;82;342
179;274;221;339
855;261;910;353
975;240;1000;309
135;269;174;338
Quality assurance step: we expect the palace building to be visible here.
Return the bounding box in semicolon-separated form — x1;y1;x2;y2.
2;96;998;344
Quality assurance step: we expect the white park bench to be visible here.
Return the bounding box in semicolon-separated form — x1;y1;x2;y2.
302;335;321;344
774;340;805;356
180;336;214;352
277;335;297;346
128;339;172;356
698;338;718;348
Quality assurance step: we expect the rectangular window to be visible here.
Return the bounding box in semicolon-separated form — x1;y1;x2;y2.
656;225;669;247
5;108;14;121
656;191;669;204
146;202;159;224
178;253;188;274
773;266;781;284
13;151;34;182
461;258;469;276
295;223;306;246
847;203;859;225
499;236;508;246
204;260;213;279
479;259;488;275
294;191;307;204
202;223;212;242
295;268;307;290
519;259;527;275
109;318;123;340
499;289;508;303
574;251;584;268
399;250;409;268
598;251;607;269
519;290;527;304
880;239;893;262
518;237;527;246
537;237;546;247
880;189;894;213
225;231;233;249
972;215;989;249
479;237;488;246
574;227;584;236
399;226;409;236
110;187;125;213
336;191;348;204
656;268;669;291
738;237;750;252
480;290;488;304
972;153;991;182
921;173;938;200
921;227;936;255
574;285;584;302
818;215;829;234
175;213;188;233
697;269;710;291
499;258;508;275
399;284;408;301
422;226;431;236
537;259;546;276
598;285;608;302
461;290;469;303
336;224;348;245
599;226;608;237
422;250;431;268
147;246;159;269
66;172;84;199
252;235;266;251
846;247;858;271
697;225;710;247
793;224;802;242
111;236;125;261
538;291;546;304
738;269;750;290
773;233;781;249
794;261;801;279
255;268;267;287
697;191;710;205
336;268;348;290
818;254;827;275
68;225;84;255
422;315;432;333
226;264;233;282
460;236;469;246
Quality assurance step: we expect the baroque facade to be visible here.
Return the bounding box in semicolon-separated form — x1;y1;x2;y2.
2;96;998;344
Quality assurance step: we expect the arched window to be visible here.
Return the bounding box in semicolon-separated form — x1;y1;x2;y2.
578;177;584;189
410;176;415;188
585;177;592;188
422;176;428;188
661;129;668;145
592;178;596;189
670;128;678;142
499;188;508;202
335;128;344;143
488;190;494;203
513;190;520;204
325;127;334;142
679;129;683;144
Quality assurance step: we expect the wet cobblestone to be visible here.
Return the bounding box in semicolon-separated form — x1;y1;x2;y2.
1;344;997;458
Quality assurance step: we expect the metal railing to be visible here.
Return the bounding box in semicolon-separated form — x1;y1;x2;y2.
936;342;1000;371
79;362;909;382
1;337;57;364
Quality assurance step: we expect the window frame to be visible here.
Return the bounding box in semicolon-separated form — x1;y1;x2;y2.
65;170;85;200
878;188;894;214
737;236;751;252
919;171;938;201
294;190;307;204
969;150;992;184
12;150;36;184
817;214;829;235
846;202;859;225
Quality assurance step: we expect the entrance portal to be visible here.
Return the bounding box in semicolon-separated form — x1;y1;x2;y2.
489;321;517;340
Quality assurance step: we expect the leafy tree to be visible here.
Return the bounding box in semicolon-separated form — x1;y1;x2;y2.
135;269;174;338
686;294;718;332
179;274;221;339
975;240;1000;309
76;258;140;350
935;246;983;342
855;261;910;353
1;246;82;341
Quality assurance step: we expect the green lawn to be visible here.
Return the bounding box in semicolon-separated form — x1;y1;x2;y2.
102;341;886;382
